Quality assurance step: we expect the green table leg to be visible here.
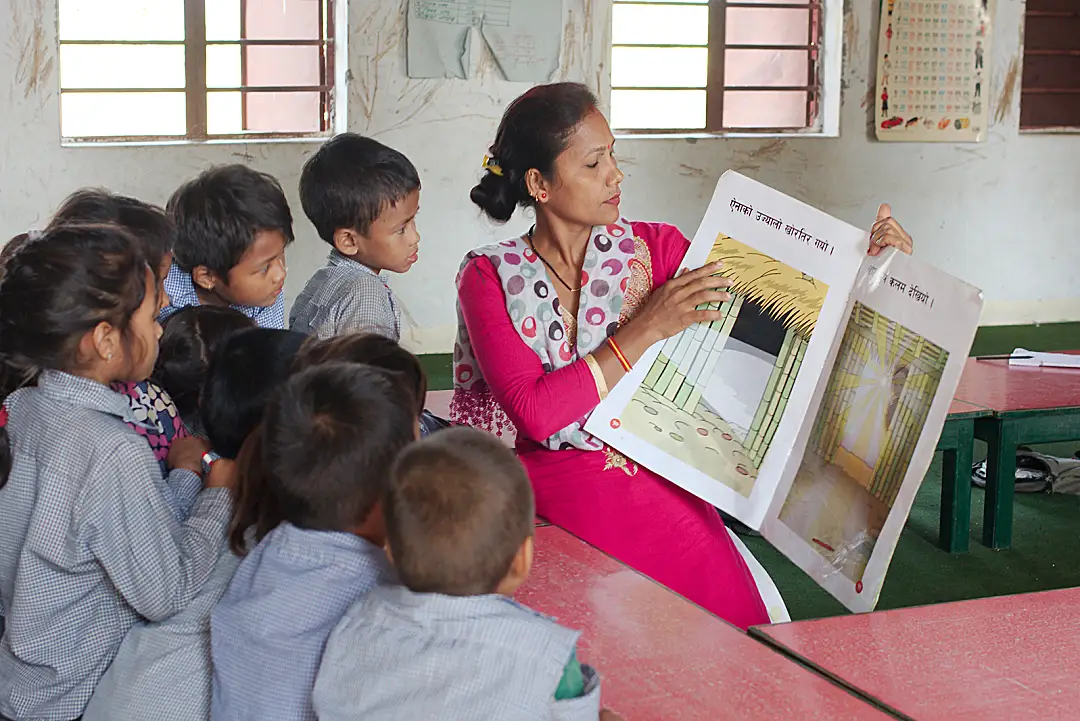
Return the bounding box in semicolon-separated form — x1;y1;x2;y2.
938;418;973;553
976;417;1020;550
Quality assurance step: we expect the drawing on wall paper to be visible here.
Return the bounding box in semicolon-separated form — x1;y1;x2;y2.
620;233;828;498
778;302;947;583
406;0;563;81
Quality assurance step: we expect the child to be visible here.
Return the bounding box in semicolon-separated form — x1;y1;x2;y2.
211;362;417;721
0;225;232;721
290;133;420;341
46;189;193;475
163;164;293;329
52;188;177;296
312;427;617;721
294;333;449;436
83;328;307;721
151;306;257;437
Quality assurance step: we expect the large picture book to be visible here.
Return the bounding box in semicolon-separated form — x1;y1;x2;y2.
586;171;983;611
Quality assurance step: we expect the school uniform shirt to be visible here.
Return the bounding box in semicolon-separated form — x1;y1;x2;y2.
81;549;240;721
210;522;395;721
288;250;401;341
160;261;286;329
312;586;602;721
0;371;232;721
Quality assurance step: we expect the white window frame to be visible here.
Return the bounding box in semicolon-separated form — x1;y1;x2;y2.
606;0;843;139
58;0;349;147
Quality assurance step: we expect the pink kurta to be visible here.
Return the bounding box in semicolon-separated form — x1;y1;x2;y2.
455;221;768;630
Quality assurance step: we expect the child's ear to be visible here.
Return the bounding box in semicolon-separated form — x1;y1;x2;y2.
496;535;534;596
333;229;362;257
383;540;396;568
192;265;217;292
79;322;119;366
518;535;535;579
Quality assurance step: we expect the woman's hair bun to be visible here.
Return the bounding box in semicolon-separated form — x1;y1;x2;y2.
470;170;519;223
471;83;598;225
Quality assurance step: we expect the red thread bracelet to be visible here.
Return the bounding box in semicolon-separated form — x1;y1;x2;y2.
607;337;632;372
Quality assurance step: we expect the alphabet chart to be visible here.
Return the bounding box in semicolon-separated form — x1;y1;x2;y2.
875;1;994;142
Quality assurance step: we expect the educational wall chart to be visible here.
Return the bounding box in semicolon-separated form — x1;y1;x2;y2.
875;0;994;142
586;172;983;611
407;0;563;81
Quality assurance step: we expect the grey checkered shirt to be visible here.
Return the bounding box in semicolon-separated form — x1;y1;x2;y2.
313;586;602;721
289;250;401;341
81;550;240;721
210;523;395;721
0;371;231;721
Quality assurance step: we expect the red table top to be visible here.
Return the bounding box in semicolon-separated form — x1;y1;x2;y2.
753;587;1080;720
954;356;1080;414
517;526;888;720
946;398;991;418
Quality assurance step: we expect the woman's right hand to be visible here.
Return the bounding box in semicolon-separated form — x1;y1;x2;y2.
632;260;732;343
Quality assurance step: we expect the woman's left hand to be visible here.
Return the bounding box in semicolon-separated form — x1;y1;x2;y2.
868;203;914;256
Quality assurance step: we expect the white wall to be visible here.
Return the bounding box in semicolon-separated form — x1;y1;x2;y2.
1;0;1075;354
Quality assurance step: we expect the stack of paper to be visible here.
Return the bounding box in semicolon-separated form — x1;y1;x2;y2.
1009;348;1080;369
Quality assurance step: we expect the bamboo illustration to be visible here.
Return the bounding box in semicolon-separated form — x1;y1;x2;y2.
807;302;948;508
638;232;828;471
680;295;743;411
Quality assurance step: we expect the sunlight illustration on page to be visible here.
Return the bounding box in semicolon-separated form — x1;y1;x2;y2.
779;302;947;583
620;233;828;497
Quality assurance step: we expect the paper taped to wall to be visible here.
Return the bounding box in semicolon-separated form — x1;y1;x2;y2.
407;0;563;81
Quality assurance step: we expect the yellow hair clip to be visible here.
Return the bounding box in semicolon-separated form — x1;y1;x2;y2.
482;155;504;177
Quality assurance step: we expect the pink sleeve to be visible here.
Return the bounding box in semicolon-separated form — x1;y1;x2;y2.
457;255;601;442
631;221;691;288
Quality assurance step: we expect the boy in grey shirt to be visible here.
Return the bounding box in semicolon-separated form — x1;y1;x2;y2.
313;428;623;721
290;133;420;341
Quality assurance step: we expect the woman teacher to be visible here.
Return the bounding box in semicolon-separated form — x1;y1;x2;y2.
451;83;913;628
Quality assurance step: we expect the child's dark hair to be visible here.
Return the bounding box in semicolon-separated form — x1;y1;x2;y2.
471;82;599;223
202;328;308;461
240;363;414;550
294;333;426;418
52;189;176;278
0;225;149;488
151;306;256;422
386;427;535;596
299;133;421;244
0;234;32;272
167;164;294;277
204;328;308;554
